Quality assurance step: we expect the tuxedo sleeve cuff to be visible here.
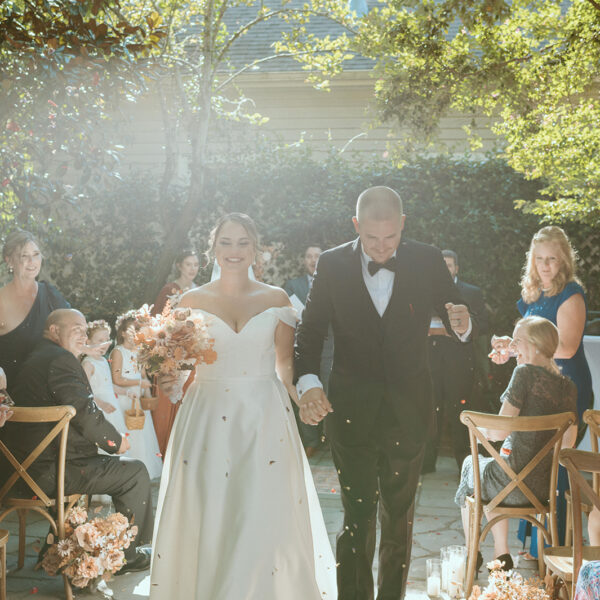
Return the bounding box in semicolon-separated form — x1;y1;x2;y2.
457;318;473;343
297;374;323;399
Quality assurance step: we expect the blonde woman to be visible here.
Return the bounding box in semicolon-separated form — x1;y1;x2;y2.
491;226;592;553
458;316;577;570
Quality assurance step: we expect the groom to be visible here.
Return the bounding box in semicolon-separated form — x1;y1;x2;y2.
295;186;472;600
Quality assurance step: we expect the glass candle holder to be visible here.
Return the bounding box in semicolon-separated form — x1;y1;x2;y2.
447;545;468;599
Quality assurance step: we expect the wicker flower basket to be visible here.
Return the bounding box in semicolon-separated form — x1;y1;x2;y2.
140;396;159;411
125;396;145;430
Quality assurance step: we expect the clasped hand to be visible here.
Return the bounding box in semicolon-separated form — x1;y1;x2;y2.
298;388;333;425
445;302;469;336
488;335;513;364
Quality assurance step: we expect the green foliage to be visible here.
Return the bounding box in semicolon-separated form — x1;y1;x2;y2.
0;0;166;231
282;0;600;225
4;147;596;336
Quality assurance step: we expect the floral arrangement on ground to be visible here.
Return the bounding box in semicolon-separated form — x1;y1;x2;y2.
468;560;550;600
42;506;138;588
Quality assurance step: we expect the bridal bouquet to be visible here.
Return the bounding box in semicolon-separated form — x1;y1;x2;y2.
42;507;138;588
468;560;550;600
133;303;217;377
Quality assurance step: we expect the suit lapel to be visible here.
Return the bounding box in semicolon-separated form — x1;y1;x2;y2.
382;241;414;322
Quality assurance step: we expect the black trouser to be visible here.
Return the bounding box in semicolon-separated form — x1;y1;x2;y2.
423;336;473;472
328;400;424;600
39;455;153;560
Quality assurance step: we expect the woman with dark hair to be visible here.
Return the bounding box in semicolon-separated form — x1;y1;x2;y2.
151;249;200;455
0;229;69;392
151;250;200;316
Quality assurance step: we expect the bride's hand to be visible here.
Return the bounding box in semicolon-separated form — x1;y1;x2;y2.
298;388;332;425
158;373;185;404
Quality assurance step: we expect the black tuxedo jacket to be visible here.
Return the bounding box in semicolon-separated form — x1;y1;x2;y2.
3;339;122;478
295;238;471;444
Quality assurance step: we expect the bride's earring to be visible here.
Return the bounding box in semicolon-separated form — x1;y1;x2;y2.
7;265;13;274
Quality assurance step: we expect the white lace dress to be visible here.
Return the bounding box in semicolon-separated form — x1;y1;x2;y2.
150;306;336;600
111;345;163;480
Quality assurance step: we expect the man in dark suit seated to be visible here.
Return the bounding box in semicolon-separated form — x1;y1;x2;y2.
422;249;489;474
3;309;153;574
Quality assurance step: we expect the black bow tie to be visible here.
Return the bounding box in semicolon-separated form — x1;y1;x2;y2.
367;257;396;276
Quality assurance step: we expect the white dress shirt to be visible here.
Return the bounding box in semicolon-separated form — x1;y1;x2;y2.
297;245;471;398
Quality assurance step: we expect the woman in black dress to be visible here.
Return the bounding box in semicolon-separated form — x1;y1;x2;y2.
0;230;69;392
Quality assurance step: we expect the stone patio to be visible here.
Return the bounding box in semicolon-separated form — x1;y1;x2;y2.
1;450;539;599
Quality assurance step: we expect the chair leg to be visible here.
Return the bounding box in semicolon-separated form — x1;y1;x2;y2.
63;573;73;600
0;543;5;600
465;502;481;597
565;497;572;546
17;510;27;570
536;519;545;579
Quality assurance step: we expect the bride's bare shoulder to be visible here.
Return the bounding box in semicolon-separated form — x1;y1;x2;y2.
253;281;291;308
177;283;218;309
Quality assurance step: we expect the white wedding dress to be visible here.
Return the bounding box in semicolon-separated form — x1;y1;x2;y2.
150;306;336;600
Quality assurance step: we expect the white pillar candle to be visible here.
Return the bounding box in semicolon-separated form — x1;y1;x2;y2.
441;559;450;592
427;574;441;596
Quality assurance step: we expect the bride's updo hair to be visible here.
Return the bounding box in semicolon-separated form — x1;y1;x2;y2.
206;213;260;261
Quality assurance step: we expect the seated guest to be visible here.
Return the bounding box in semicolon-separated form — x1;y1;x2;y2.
456;316;577;570
3;309;153;574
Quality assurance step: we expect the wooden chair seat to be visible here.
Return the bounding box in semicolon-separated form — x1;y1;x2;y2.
544;546;600;585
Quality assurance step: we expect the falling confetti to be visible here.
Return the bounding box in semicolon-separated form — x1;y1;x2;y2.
107;440;116;447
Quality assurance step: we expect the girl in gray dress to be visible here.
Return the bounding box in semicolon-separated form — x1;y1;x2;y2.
456;316;577;569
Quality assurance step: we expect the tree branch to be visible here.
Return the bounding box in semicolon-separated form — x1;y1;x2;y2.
214;49;326;92
584;0;600;11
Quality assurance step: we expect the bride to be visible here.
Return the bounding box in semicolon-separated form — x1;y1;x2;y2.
149;213;336;599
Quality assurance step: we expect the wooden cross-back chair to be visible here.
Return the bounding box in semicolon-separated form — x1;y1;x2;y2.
565;410;600;546
460;410;577;597
0;406;81;600
544;449;600;599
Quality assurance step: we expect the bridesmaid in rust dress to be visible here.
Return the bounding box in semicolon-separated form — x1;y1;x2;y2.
151;250;200;456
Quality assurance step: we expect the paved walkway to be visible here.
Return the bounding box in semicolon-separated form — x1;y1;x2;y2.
2;450;537;599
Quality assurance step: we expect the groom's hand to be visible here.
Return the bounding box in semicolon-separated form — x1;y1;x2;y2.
445;302;469;336
299;388;332;425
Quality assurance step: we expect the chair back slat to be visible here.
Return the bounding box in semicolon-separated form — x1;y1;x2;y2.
559;448;600;588
461;411;576;521
583;410;600;493
0;406;76;508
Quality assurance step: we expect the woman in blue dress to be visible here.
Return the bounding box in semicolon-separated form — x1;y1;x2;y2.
491;226;593;556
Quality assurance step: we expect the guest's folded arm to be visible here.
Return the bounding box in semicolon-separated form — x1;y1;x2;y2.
47;354;122;454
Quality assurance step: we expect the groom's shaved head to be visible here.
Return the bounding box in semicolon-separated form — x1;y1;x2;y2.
356;187;403;223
